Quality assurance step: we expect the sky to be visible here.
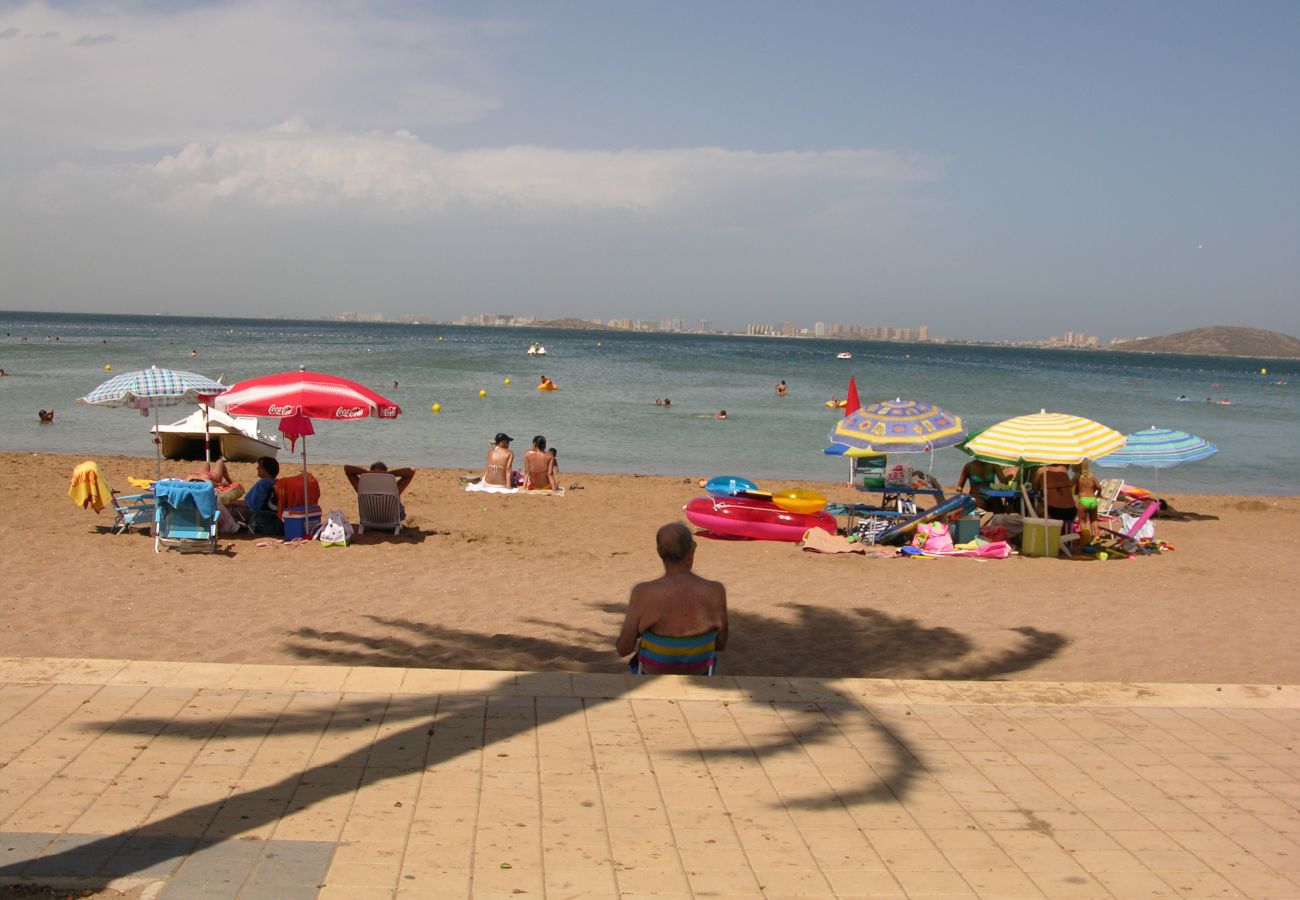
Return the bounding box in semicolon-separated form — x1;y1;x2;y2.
1;0;1297;341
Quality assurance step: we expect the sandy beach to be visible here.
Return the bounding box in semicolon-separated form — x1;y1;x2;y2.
4;451;1297;684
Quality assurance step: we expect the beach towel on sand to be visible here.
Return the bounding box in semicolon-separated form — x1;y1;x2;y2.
466;481;517;494
800;528;865;554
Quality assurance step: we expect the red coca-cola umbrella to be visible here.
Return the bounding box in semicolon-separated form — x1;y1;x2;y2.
215;368;402;520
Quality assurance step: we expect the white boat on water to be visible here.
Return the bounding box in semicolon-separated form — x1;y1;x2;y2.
837;352;853;360
527;342;548;356
151;408;282;462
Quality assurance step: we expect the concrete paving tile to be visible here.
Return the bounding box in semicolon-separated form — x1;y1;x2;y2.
1024;872;1118;899
0;833;57;876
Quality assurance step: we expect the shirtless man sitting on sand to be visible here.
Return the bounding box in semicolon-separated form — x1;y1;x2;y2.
616;523;729;674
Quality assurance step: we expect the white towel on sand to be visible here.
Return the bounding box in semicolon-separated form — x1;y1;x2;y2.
466;481;517;494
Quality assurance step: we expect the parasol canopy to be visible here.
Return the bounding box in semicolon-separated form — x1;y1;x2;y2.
962;410;1125;465
80;366;227;409
1094;427;1217;469
214;370;401;421
215;369;402;524
79;366;229;481
828;398;966;455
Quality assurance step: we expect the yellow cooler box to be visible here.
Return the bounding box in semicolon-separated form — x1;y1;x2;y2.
1020;517;1062;557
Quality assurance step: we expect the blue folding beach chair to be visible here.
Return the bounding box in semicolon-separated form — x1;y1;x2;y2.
153;480;219;554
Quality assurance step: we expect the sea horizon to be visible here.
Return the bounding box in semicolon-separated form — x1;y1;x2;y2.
3;309;1297;496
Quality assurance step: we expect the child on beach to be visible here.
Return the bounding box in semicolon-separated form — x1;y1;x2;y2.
1073;460;1102;541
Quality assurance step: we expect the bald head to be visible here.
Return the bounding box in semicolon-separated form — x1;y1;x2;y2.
656;522;695;565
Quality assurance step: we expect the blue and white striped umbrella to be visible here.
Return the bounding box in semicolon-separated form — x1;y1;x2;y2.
1095;427;1218;470
79;367;229;481
79;366;227;409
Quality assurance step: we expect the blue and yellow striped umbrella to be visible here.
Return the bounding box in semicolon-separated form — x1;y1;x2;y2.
1095;427;1217;469
828;398;966;454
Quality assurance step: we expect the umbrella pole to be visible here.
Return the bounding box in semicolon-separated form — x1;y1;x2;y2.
203;400;212;465
302;437;310;519
153;405;162;483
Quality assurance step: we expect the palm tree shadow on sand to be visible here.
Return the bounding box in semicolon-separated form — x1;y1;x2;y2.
6;608;1063;885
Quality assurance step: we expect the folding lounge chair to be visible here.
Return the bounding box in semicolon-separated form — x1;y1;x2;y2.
1096;478;1126;517
633;630;718;676
1097;500;1160;555
68;460;155;535
153;479;219;553
111;491;156;536
355;471;402;535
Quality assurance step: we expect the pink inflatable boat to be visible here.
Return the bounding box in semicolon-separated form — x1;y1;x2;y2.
684;496;837;542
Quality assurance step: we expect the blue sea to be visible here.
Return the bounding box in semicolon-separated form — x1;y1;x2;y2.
2;310;1297;495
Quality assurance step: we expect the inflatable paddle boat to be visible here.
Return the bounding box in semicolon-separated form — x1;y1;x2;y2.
685;495;836;542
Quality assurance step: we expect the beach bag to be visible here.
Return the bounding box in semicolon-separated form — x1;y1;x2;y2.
913;522;955;553
314;510;354;547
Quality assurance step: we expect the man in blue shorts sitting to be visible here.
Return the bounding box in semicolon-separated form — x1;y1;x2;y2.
227;456;282;535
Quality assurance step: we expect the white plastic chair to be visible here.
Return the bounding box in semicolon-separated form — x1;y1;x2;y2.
356;472;402;535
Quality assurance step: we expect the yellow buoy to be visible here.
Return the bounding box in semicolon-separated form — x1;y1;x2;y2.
504;377;511;386
479;389;487;398
104;364;111;371
1261;368;1267;375
431;403;441;414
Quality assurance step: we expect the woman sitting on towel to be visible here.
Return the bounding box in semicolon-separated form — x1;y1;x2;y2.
523;435;557;491
483;433;515;487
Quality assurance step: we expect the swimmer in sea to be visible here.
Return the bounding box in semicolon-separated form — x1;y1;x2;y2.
776;380;788;397
714;410;727;420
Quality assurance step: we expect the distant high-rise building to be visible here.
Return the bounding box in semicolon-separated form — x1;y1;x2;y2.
780;321;795;337
814;321;826;337
746;323;773;336
918;324;929;342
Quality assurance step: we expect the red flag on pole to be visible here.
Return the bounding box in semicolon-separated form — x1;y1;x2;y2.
844;376;860;418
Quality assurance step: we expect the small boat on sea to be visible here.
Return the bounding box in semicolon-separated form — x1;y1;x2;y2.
527;342;548;356
836;352;853;360
151;408;281;462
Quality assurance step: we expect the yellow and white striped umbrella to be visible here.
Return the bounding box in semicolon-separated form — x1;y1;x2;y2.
963;410;1126;465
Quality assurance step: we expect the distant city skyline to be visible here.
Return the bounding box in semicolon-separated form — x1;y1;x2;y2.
1;2;1296;341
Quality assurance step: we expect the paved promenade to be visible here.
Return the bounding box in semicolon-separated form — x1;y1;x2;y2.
0;657;1296;899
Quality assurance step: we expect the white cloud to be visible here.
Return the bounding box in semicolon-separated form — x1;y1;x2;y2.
0;1;504;158
22;120;940;219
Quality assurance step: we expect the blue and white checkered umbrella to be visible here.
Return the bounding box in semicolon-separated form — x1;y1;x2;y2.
79;366;227;408
79;367;229;480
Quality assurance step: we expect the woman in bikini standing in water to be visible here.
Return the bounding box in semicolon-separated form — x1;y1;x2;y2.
523;435;557;490
483;433;514;487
